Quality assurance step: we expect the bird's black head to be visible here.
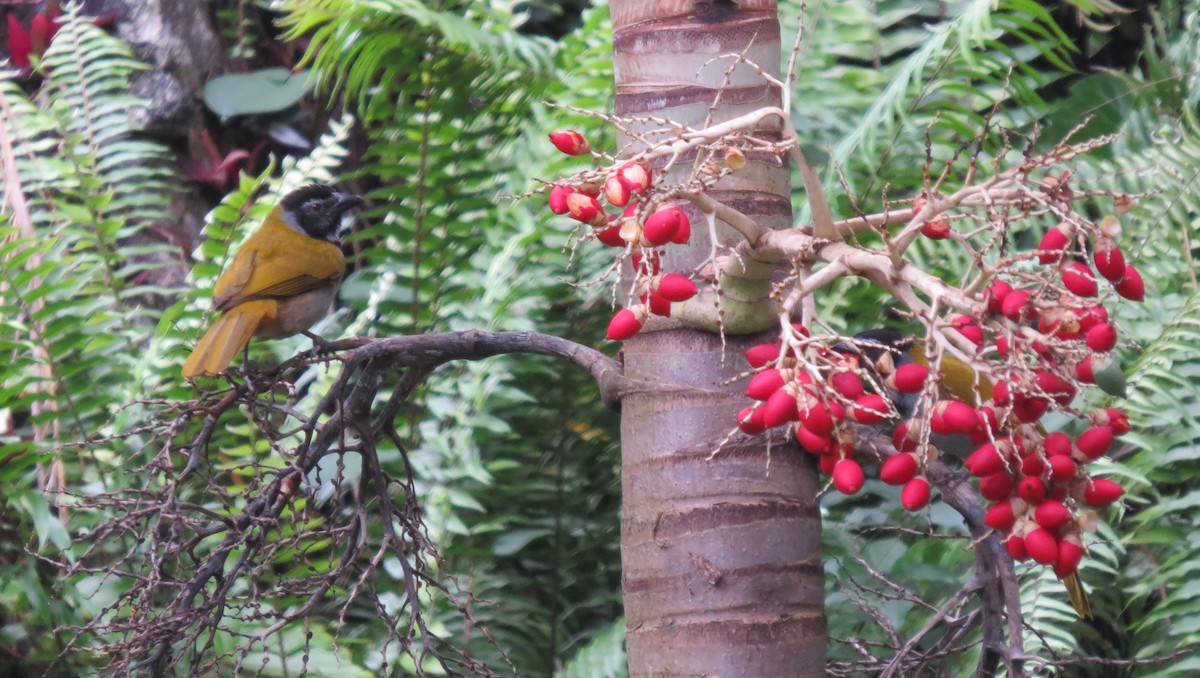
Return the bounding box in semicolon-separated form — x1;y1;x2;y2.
280;184;364;242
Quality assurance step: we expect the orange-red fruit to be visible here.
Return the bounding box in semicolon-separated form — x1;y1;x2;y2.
1115;265;1145;301
1006;535;1029;561
1038;224;1071;264
548;185;572;214
657;273;697;302
1086;322;1118;352
744;343;779;368
1094;237;1127;282
566;193;604;225
642;207;683;245
796;425;832;454
596;225;625;247
670;210;692;244
1024;527;1060;565
833;459;866;495
1090;408;1130;436
799;401;843;436
606;307;644;341
932;400;980;436
967;442;1007;477
1018;476;1047;504
979;472;1014;501
1011;393;1049;423
1077;305;1108;332
1021;454;1046;477
1076;426;1114;461
901;477;932;510
1001;289;1032;321
880;453;918;485
737;406;766;435
603;175;630;206
1055;538;1084;578
1044;432;1072;457
1034;500;1072;529
948;315;984;345
746;368;785;401
762;389;799;428
1062;262;1099;297
644;290;671;317
849;393;890;424
549;129;590;155
616;162;651;192
1083;478;1124;507
830;371;865;400
921;217;951;240
893;421;918;452
986;280;1013;314
1035;370;1076;407
1074;357;1098;384
893;363;929;393
1048;455;1077;483
984;500;1018;531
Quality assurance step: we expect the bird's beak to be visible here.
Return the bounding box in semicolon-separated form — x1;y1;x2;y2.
332;193;365;216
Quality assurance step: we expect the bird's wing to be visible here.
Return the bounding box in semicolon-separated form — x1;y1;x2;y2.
213;232;345;311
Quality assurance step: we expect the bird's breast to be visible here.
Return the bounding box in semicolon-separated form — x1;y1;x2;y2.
255;284;339;339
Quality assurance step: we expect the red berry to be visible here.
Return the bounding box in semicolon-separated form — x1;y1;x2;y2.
1006;535;1029;561
1043;432;1072;457
595;225;625;247
644;289;672;317
967;442;1008;477
1085;322;1118;352
892;363;929;393
1090;408;1130;435
1093;237;1127;282
1083;477;1124;507
901;477;932;510
1038;224;1071;264
657;273;697;302
986;280;1013;314
762;388;799;428
603;175;631;207
979;472;1014;501
796;425;832;454
1115;265;1144;301
1074;357;1097;384
849;393;890;424
746;368;785;401
606;307;645;340
1076;426;1114;461
1011;394;1049;423
833;459;866;495
737;406;766;435
1024;527;1059;565
745;343;779;368
1055;536;1085;578
670;210;691;244
1018;476;1047;503
819;451;839;474
642;207;682;245
1035;370;1076;407
566;193;605;225
1034;500;1072;529
830;371;865;400
548;129;590;155
616;161;652;192
985;500;1019;532
1021;454;1046;477
949;315;984;345
992;379;1011;406
995;336;1011;358
1002;289;1032;321
1048;455;1077;483
548;185;572;214
799;401;843;436
880;453;919;485
932;400;980;436
921;217;951;239
1062;262;1099;297
892;421;918;452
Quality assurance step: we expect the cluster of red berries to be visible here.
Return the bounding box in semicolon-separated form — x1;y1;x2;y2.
729;214;1138;580
547;130;698;339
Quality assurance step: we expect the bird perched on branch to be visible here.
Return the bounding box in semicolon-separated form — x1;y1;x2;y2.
840;328;1092;619
182;184;363;378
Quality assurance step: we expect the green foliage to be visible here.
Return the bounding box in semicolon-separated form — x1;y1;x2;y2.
0;8;179;672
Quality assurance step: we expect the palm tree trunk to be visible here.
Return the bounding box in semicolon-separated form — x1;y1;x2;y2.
611;2;827;675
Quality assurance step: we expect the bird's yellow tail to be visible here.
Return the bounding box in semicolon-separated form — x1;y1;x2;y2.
1063;571;1092;618
181;301;275;378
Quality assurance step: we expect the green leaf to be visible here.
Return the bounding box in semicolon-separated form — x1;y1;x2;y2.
202;68;314;119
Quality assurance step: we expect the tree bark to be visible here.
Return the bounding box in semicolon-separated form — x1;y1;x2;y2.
611;2;827;675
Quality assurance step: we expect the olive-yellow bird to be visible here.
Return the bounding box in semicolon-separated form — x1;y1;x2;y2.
181;184;363;378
